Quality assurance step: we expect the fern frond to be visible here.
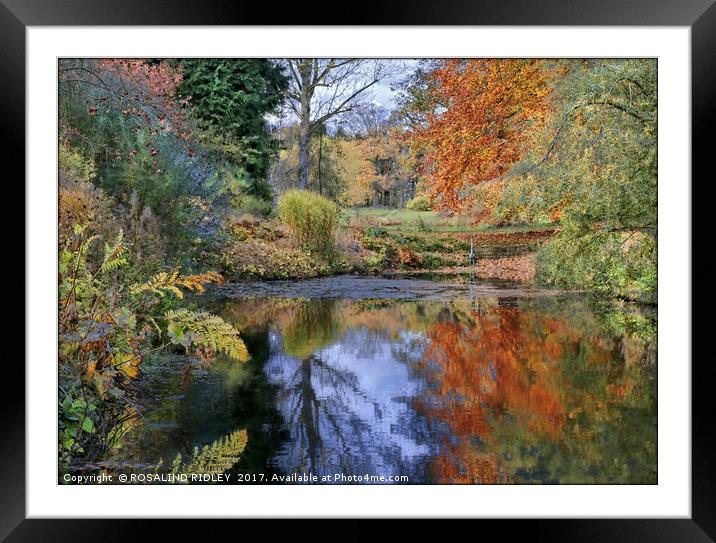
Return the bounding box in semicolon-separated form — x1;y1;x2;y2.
165;308;249;362
99;230;128;273
130;270;224;299
130;270;185;298
175;271;224;294
171;429;248;476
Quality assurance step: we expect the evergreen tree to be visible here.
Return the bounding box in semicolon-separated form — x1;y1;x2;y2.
178;59;288;180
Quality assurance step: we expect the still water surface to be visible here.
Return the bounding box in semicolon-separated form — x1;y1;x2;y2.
120;276;657;484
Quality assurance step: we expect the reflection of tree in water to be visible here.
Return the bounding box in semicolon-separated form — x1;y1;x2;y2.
282;300;341;359
266;299;435;482
416;305;657;484
222;327;293;481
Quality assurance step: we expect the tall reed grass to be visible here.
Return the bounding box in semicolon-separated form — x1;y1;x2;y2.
278;189;340;256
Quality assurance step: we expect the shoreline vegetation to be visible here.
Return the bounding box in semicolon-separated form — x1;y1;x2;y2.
215;207;555;284
58;57;657;476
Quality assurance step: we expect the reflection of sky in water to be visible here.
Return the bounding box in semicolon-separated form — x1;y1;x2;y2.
119;294;656;485
265;327;436;482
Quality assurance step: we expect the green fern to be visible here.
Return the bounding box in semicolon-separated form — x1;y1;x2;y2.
165;308;249;362
99;229;128;273
59;227;99;307
170;429;248;476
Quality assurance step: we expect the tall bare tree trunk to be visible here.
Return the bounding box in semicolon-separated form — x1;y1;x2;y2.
317;130;323;195
297;61;313;189
298;121;311;189
285;59;387;191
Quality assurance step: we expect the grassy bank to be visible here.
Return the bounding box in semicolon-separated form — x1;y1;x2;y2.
217;206;556;283
217;203;654;301
343;207;557;234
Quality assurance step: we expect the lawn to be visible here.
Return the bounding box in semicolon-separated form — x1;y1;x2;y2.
342;206;556;233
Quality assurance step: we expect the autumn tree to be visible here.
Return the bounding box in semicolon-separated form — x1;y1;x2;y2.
339;105;416;207
337;138;375;205
406;59;553;212
270;109;413;206
357;130;409;207
526;59;657;300
59;59;191;149
281;59;392;189
58;59;200;244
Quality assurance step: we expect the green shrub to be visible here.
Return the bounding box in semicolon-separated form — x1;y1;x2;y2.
406;194;432;211
536;227;657;303
278;189;340;256
59;143;96;184
414;215;433;232
235;194;273;217
365;226;387;237
420;253;442;269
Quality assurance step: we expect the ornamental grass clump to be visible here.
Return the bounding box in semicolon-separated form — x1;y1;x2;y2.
278;189;340;257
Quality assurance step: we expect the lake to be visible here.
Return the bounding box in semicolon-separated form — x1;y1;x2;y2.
116;275;657;484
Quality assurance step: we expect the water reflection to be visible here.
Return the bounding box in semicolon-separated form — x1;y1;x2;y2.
265;319;434;480
416;304;656;483
124;291;657;484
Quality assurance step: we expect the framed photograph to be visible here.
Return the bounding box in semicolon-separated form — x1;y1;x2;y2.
7;0;705;537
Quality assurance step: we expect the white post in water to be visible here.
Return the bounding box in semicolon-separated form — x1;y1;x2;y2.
469;237;476;267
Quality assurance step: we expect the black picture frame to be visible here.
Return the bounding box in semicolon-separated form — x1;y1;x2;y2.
4;0;704;538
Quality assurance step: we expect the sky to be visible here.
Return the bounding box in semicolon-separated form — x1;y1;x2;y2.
368;59;420;110
267;59;421;128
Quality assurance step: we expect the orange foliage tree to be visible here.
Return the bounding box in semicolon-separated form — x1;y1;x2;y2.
407;59;553;213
